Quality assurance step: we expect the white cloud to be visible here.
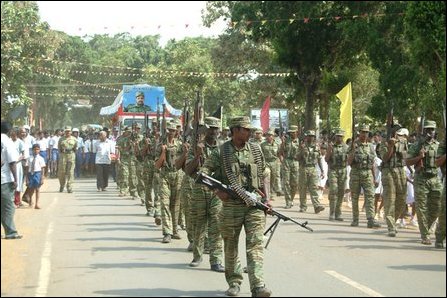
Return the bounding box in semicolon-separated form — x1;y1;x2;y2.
37;1;227;46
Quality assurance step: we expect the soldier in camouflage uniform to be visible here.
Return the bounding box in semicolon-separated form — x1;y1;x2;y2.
347;125;381;228
154;122;183;243
185;116;224;272
141;128;156;216
261;129;281;200
380;124;408;237
434;137;445;248
279;125;300;209
58;126;78;193
297;130;325;213
133;123;146;202
116;127;131;197
201;116;272;297
406;120;442;245
325;128;349;221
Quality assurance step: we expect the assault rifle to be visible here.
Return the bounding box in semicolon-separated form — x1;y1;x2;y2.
195;172;313;248
386;99;394;141
161;103;167;145
192;90;204;160
278;110;284;138
182;98;191;143
156;97;161;132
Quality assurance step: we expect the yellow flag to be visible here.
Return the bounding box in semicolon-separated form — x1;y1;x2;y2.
336;82;352;142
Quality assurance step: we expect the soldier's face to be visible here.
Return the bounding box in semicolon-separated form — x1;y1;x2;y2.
137;96;144;105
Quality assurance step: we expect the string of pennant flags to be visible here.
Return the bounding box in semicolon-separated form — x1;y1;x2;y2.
229;12;404;28
35;69;121;92
36;65;294;78
24;12;404;33
28;92;116;99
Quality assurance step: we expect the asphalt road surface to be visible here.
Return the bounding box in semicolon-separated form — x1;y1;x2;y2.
2;177;445;297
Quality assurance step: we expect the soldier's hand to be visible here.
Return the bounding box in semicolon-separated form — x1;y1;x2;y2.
195;143;204;158
214;189;230;201
182;143;190;153
281;135;286;143
161;144;167;152
419;148;426;158
387;138;396;147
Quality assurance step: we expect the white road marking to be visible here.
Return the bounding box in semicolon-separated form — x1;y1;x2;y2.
35;197;58;297
325;270;385;297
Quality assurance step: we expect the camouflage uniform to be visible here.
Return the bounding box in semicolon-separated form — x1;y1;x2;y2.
407;120;442;243
297;130;324;213
116;132;130;196
202;116;269;296
155;123;183;240
261;129;281;199
280;125;300;208
58;127;78;193
142;134;157;215
348;125;378;227
435;139;445;248
326;129;348;220
188;142;223;267
380;127;408;236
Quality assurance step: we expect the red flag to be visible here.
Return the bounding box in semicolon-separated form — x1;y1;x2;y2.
260;96;271;132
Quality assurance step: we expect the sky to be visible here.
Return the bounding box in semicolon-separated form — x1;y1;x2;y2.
37;1;227;46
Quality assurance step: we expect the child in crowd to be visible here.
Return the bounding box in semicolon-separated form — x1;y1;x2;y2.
22;144;46;209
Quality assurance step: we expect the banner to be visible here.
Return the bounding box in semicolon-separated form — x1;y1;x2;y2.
336;82;352;142
260;96;271;132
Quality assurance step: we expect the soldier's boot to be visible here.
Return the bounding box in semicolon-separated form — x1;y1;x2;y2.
225;283;241;297
251;286;272;297
350;219;359;227
210;264;225;272
435;241;444;249
314;205;325;214
189;257;202;267
162;234;171;243
367;218;381;229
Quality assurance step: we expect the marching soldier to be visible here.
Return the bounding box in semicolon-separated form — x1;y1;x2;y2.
406;120;442;245
325;128;349;221
57;126;77;193
155;122;183;243
279;125;300;209
297;130;325;213
434;136;445;248
347;124;380;228
380;124;408;237
261;128;282;199
201;115;271;297
185;116;225;272
116;126;132;197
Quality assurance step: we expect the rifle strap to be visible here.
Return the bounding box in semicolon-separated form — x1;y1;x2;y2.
222;141;261;206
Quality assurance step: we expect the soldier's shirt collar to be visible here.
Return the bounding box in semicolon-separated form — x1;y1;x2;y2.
230;141;250;152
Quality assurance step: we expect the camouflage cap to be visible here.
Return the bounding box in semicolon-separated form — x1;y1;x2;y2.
333;128;345;136
359;124;370;132
254;127;263;133
266;128;276;135
166;122;177;130
72;128;79;132
229;116;253;129
305;130;316;136
288;125;298;133
423;120;436;129
136;91;144;97
64;126;72;131
124;126;131;132
135;123;142;129
396;128;409;136
204;116;221;129
223;126;230;131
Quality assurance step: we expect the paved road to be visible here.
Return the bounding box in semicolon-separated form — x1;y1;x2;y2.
2;177;445;297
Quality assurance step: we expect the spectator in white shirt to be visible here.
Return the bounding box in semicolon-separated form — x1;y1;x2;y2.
95;131;113;191
1;121;22;239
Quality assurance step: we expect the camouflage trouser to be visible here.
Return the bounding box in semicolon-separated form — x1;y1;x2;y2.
58;153;75;191
414;173;442;240
283;159;299;207
350;168;375;221
143;159;156;213
191;185;223;265
127;156;138;197
263;167;271;201
153;171;161;218
298;166;322;211
266;159;282;195
176;171;185;226
159;170;181;236
382;167;407;232
435;179;446;243
179;174;194;243
219;200;266;291
135;157;146;199
118;157;129;195
328;168;347;218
